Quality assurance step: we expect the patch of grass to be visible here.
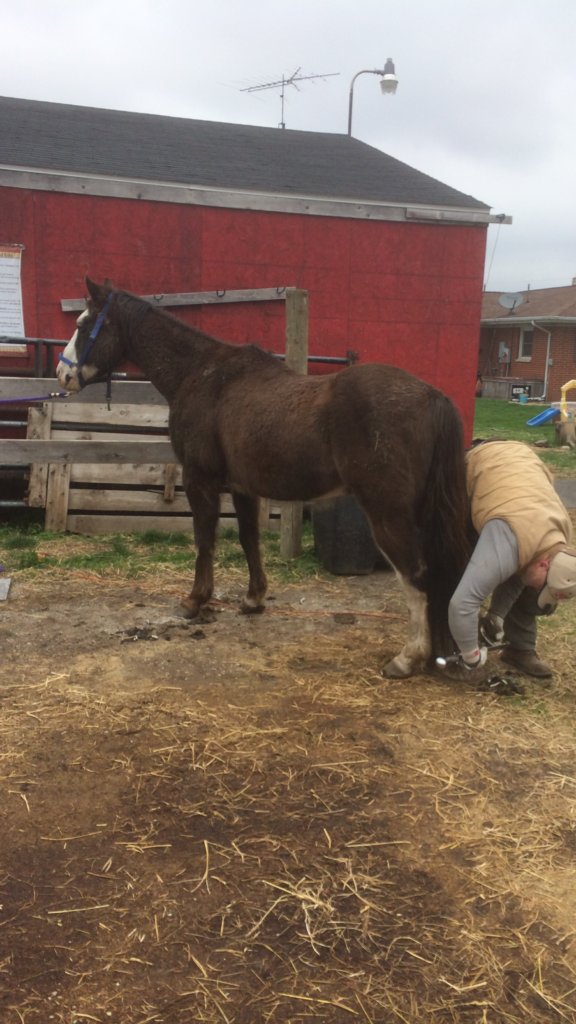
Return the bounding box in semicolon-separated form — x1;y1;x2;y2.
534;447;576;476
109;535;131;558
474;399;576;478
1;532;39;550
473;397;547;442
0;524;41;568
58;546;139;573
61;534;197;577
214;524;322;582
16;549;41;570
261;526;323;582
139;530;190;547
0;521;324;583
220;527;239;543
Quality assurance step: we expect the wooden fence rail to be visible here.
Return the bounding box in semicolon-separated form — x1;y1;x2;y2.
2;438;176;464
1;398;280;536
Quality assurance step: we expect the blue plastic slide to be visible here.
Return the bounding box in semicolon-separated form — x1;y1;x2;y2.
526;407;560;426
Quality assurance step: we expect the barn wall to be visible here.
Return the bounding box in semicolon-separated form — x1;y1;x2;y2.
0;186;486;438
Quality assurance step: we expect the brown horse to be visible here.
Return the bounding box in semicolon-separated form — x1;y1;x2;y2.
57;277;472;678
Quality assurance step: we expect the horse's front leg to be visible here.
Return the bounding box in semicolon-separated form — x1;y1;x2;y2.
383;575;431;678
181;481;220;619
231;491;268;613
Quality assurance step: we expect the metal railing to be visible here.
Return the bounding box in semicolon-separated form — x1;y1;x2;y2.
0;336;66;378
0;336;358;377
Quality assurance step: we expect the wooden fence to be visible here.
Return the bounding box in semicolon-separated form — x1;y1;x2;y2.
0;288;310;555
26;395;284;535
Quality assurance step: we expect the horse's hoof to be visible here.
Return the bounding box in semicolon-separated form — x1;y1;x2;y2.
240;599;266;616
180;596;201;619
381;657;413;679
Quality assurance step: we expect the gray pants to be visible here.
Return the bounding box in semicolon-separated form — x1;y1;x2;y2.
490;575;554;651
448;519;556;655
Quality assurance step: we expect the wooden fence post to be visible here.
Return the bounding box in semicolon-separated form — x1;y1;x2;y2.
45;463;71;531
280;288;309;559
27;403;52;507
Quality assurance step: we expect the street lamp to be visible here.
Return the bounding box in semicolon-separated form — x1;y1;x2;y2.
347;58;398;136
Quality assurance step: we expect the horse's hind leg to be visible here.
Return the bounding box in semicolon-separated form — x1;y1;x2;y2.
384;574;430;678
231;492;268;613
181;482;220;618
361;509;430;678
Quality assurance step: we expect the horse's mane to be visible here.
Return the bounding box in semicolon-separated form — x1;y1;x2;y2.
114;290;151;327
113;289;282;370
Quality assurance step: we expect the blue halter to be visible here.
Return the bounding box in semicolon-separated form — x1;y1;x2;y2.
60;294;113;385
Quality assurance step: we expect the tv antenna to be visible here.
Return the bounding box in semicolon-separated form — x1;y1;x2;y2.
241;67;339;128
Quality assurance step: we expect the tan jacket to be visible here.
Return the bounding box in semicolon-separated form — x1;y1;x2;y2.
466;441;572;568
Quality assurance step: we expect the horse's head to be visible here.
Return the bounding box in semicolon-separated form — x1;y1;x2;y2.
57;277;122;391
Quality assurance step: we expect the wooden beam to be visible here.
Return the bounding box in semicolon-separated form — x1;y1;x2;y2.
280;288;309;560
53;403;168;428
61;287;294;313
64;513;280;536
69;463;181;486
26;404;52;507
0;168;494;226
67;488;192;513
284;288;309;374
0;439;177;465
0;378;164;405
163;463;179;503
66;514;196;536
45;463;71;531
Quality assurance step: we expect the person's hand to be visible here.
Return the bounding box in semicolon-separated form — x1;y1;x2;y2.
480;613;505;646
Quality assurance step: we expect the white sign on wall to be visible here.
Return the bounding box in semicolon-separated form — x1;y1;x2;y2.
0;245;25;351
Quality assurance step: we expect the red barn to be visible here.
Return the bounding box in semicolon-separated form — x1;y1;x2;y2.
0;95;496;439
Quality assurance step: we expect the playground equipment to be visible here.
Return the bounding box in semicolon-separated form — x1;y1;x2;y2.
527;379;576;427
559;379;576;420
526;406;560;426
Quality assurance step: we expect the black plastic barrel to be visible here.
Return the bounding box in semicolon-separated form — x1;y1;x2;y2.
312;496;381;575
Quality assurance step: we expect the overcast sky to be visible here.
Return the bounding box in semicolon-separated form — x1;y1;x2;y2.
1;0;575;294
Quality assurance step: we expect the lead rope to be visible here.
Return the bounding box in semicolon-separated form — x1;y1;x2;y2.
0;390;69;406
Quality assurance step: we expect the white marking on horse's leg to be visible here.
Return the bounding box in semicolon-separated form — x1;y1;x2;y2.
383;573;431;679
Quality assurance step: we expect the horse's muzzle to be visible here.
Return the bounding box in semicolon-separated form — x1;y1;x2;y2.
56;363;82;392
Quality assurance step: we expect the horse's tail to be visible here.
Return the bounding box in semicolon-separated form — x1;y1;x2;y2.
419;392;475;658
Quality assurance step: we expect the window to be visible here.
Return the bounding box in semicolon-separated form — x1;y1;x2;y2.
518;328;533;361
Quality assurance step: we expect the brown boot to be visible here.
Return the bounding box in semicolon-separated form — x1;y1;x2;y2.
500;647;553;679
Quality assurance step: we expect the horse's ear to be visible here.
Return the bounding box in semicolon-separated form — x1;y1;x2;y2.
85;276;112;308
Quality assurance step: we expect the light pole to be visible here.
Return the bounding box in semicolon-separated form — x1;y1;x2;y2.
347;58;398;136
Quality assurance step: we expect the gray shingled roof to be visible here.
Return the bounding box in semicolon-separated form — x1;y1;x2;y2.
0;95;488;211
482;284;576;322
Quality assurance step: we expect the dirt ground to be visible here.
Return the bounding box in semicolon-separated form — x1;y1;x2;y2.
1;562;576;1023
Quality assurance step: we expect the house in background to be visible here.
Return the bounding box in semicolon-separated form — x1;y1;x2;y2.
0;95;502;439
479;282;576;402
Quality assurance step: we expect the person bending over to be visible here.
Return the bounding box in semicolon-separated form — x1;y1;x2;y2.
449;440;576;679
